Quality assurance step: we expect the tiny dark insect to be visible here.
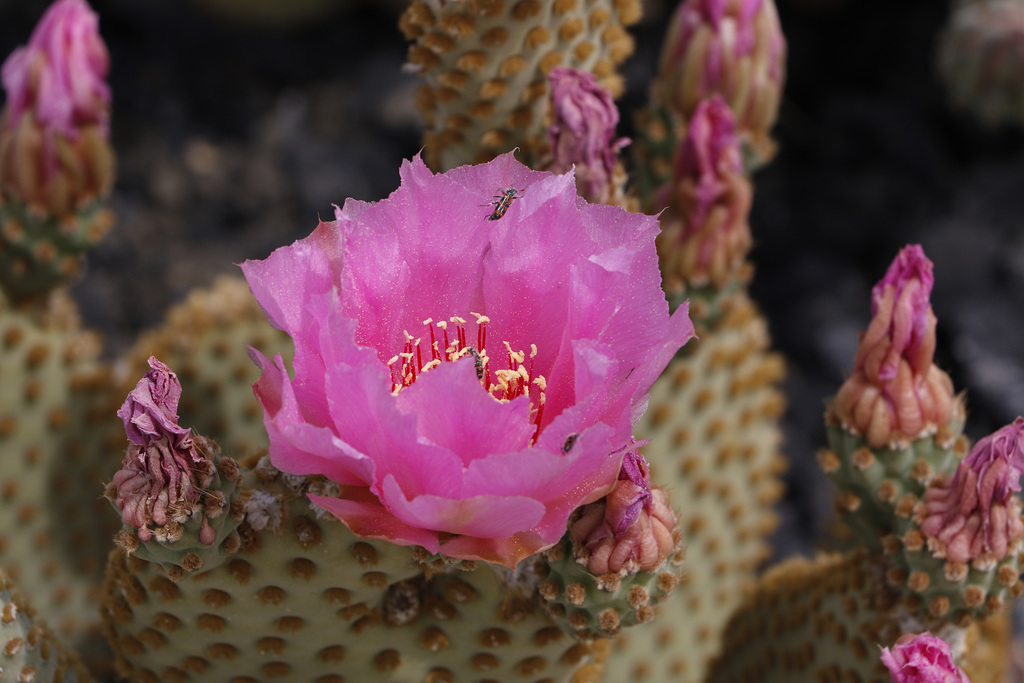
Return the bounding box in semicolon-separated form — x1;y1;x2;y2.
562;434;578;454
487;187;521;221
467;347;485;380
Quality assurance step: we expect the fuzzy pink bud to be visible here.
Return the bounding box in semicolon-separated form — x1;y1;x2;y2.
831;246;956;449
569;452;678;575
658;95;752;294
111;357;212;542
2;0;110;138
880;633;970;683
656;0;786;162
919;418;1024;567
546;67;629;205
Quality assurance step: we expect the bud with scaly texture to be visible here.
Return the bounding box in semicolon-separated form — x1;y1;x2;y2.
0;0;115;297
545;66;629;206
657;95;752;299
655;0;786;166
919;417;1024;568
831;245;956;450
106;357;244;579
569;450;678;575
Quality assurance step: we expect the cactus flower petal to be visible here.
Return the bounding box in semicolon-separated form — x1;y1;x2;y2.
243;152;694;567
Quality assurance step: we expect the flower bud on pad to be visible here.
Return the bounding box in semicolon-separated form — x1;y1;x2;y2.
0;0;115;298
106;357;244;579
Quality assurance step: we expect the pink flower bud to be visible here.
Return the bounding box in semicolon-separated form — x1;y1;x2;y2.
919;418;1024;567
831;246;956;449
111;358;213;542
880;633;970;683
546;67;629;205
656;0;786;161
657;95;752;293
569;451;678;575
0;0;114;216
1;0;110;139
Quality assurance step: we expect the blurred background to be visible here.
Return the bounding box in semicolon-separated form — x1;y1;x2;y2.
1;0;1023;564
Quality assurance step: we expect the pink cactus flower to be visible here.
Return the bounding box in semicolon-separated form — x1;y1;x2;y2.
1;0;110;139
919;418;1024;567
111;357;213;543
569;450;679;575
831;245;956;449
546;67;629;205
880;633;970;683
656;0;786;162
242;153;695;567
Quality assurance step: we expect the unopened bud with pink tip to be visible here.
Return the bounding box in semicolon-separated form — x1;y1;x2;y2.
0;0;113;216
569;450;679;575
657;95;752;296
106;357;244;578
831;245;957;449
545;67;630;206
655;0;786;166
880;632;970;683
918;418;1024;568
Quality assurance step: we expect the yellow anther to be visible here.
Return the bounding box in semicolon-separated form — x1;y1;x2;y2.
387;355;400;366
530;344;538;358
472;312;490;324
533;375;547;391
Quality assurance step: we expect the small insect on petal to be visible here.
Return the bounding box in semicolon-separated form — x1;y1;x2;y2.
486;187;522;221
563;434;579;454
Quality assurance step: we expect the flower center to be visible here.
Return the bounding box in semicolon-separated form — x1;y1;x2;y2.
387;313;548;442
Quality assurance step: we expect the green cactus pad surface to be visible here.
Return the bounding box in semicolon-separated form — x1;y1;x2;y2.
538;536;683;640
103;459;605;683
0;287;120;668
0;568;93;683
0;197;113;301
400;0;641;171
705;548;1009;683
600;291;786;683
820;412;967;551
884;489;1024;628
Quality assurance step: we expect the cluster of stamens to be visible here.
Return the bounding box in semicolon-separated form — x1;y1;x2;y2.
388;313;547;441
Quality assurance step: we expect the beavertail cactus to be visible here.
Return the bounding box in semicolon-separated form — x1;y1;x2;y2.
241;151;694;568
400;0;641;170
0;0;115;298
602;47;785;683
